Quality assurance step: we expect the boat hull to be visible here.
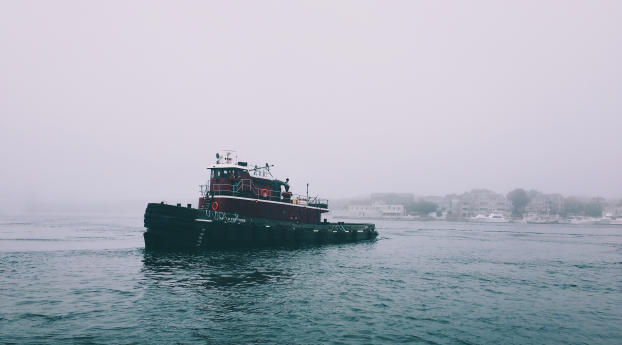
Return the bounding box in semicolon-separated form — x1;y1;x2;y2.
143;203;377;250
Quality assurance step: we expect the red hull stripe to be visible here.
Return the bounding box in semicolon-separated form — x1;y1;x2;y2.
213;195;329;212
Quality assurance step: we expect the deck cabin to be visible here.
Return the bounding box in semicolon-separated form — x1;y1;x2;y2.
198;153;328;224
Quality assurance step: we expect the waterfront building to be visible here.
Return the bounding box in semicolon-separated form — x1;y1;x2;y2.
448;189;511;218
526;193;564;215
603;204;622;218
347;201;405;218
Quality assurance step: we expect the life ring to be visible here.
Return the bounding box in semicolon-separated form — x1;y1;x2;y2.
211;201;219;211
260;188;269;198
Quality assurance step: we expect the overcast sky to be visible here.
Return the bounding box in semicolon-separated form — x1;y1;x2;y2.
1;1;621;211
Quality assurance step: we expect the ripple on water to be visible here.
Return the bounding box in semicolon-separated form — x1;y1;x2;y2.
1;219;622;344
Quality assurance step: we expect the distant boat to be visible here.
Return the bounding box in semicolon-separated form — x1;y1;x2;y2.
567;217;595;225
471;212;510;223
594;217;622;225
525;215;560;224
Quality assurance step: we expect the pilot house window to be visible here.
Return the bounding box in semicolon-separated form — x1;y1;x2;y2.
212;169;235;178
211;169;242;179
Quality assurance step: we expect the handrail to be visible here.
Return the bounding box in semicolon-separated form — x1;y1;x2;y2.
202;179;328;208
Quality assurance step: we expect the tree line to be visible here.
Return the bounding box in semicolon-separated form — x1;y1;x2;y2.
507;188;607;218
378;190;616;218
405;200;440;216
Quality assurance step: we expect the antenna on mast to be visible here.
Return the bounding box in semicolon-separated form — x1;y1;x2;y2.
249;163;275;177
265;163;274;178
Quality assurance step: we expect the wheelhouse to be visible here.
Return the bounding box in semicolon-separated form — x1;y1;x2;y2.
199;152;328;209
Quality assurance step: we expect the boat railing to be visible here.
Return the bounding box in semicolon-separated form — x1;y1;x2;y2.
201;179;328;208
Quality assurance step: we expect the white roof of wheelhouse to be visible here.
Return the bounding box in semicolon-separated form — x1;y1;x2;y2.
207;163;248;170
208;163;277;180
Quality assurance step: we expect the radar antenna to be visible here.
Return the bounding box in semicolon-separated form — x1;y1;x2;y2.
249;162;275;177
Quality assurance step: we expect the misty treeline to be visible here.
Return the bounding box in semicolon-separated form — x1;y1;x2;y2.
405;200;440;216
386;191;616;218
343;191;620;218
506;188;613;218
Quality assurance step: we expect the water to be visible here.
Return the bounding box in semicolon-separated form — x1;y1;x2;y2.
1;213;621;344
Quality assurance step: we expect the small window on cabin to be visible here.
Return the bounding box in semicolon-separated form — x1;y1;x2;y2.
211;170;214;178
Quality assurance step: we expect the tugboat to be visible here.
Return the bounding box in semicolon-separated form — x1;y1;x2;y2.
143;151;377;249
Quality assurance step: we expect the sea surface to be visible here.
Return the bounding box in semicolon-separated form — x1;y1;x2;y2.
1;213;621;344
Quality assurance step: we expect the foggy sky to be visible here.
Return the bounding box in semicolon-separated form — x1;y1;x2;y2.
1;1;621;212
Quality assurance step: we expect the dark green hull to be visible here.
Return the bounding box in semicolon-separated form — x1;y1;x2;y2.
143;203;377;250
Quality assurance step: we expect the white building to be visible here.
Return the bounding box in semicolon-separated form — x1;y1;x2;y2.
448;189;511;218
347;202;404;218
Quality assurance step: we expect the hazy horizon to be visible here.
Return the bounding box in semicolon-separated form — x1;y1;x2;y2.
2;1;621;213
